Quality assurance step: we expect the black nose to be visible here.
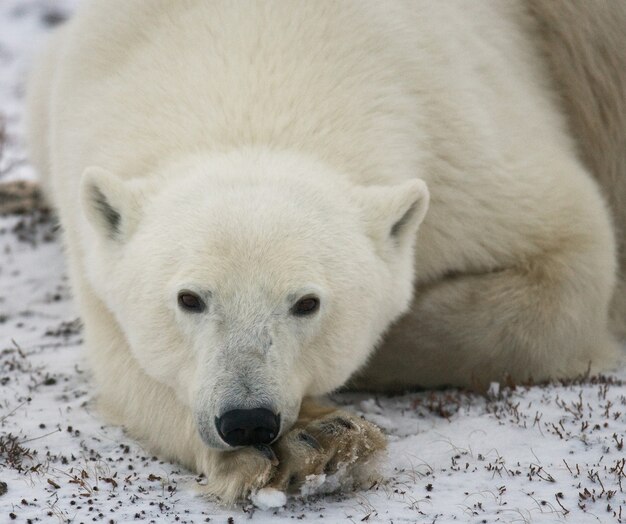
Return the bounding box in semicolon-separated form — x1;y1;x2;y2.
216;408;280;447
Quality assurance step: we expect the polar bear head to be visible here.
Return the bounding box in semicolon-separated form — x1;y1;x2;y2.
80;148;428;449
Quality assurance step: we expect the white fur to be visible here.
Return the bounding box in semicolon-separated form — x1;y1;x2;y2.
27;0;621;501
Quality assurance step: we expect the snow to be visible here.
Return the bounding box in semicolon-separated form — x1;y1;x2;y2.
0;1;625;522
250;488;287;511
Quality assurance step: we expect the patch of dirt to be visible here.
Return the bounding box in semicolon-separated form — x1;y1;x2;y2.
0;432;34;473
0;180;47;216
44;318;82;338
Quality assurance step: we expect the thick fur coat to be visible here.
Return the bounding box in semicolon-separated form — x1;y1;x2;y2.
526;0;626;338
26;0;625;503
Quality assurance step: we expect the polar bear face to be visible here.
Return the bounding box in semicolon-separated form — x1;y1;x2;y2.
80;149;428;449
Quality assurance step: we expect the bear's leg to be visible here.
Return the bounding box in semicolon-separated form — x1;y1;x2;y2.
203;399;385;500
265;399;386;493
356;245;620;391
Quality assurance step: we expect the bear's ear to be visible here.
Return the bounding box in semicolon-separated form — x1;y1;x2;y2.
354;179;429;252
80;167;143;242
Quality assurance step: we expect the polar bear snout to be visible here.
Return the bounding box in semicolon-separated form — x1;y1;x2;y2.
215;407;280;447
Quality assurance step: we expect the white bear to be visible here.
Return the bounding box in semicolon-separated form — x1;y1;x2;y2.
26;0;624;504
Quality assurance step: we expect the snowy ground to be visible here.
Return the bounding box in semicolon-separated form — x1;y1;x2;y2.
1;2;625;523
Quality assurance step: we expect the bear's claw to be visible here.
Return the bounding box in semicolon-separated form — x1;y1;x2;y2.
267;409;386;494
201;408;385;504
253;443;279;464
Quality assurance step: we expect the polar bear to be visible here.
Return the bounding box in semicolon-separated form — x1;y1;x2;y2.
26;0;625;504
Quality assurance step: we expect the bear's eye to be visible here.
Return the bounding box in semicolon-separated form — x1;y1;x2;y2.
291;295;320;316
177;291;206;313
